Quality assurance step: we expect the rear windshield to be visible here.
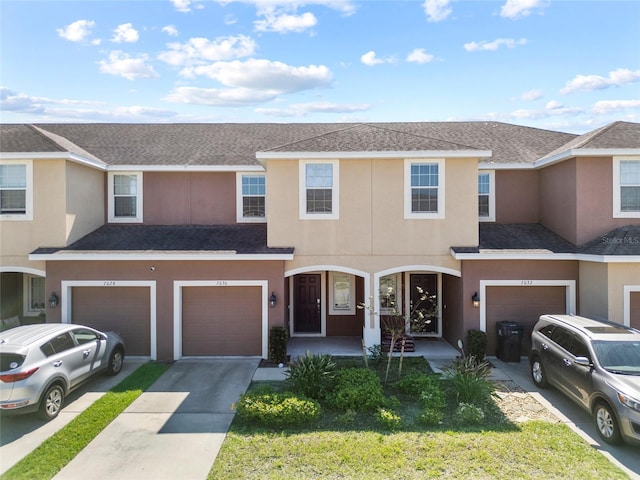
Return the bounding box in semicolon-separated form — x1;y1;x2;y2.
0;353;26;371
592;341;640;374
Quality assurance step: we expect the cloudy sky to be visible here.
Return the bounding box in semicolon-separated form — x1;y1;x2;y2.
1;0;639;133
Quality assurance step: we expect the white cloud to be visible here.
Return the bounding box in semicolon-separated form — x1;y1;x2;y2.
171;0;204;12
406;48;435;64
508;101;583;119
164;86;280;106
162;25;179;37
256;101;371;117
423;0;452;22
254;12;317;33
223;0;356;17
518;89;543;101
98;51;159;80
57;19;97;43
111;23;139;43
592;99;640;114
181;58;333;93
560;68;640;94
500;0;549;19
361;51;394;66
158;35;257;67
464;38;527;52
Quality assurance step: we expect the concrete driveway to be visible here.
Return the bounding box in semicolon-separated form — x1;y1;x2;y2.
53;358;259;480
493;358;640;480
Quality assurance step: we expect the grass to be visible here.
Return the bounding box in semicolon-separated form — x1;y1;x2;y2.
1;361;168;480
209;356;629;480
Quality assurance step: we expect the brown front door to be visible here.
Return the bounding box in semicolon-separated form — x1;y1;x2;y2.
294;274;322;333
409;274;438;335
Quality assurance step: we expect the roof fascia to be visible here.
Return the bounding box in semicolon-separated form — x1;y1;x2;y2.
479;162;532;170
535;148;640;169
450;249;640;263
1;152;108;170
108;165;265;172
29;252;294;261
256;150;492;161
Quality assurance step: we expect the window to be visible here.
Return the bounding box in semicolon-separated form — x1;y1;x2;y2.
329;273;355;315
108;172;143;223
613;158;640;218
0;161;33;221
379;274;402;315
236;173;266;222
299;160;339;219
404;159;444;219
478;171;495;221
23;275;45;316
41;333;75;357
71;328;100;345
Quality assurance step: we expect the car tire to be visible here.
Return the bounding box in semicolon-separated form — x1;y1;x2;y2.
530;356;547;388
106;347;124;376
594;402;623;445
38;384;64;421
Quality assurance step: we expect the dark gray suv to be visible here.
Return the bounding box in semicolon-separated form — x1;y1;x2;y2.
529;314;640;446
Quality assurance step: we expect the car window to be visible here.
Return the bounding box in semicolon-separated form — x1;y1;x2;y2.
550;327;574;352
43;333;75;356
537;324;555;339
72;328;100;345
570;337;590;359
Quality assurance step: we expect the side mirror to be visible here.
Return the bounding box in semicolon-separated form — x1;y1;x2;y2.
574;356;592;367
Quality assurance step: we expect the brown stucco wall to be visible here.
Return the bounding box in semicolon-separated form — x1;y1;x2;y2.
43;259;286;361
539;159;578;244
631;292;640;330
142;172;236;225
326;276;364;336
495;170;539;223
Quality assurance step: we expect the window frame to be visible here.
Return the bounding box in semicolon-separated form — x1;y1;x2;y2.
379;273;402;315
478;170;495;222
404;159;445;219
236;173;267;223
108;172;143;223
299;159;339;220
0;160;33;221
329;272;355;315
613;157;640;218
23;274;45;317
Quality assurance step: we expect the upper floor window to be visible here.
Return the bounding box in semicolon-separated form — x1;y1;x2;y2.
613;158;640;218
108;172;143;223
0;160;33;221
236;173;266;222
404;159;445;219
478;171;495;222
299;160;339;220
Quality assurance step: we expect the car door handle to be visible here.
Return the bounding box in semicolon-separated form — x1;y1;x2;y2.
83;349;91;358
541;343;549;351
53;361;62;367
563;358;572;366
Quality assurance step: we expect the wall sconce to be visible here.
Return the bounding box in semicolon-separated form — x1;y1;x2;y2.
472;292;480;308
48;292;59;308
269;292;277;308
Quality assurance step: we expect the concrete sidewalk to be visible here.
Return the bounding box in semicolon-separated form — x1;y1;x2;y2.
53;358;259;480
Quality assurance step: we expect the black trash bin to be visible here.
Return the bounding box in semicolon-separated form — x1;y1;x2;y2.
496;321;523;362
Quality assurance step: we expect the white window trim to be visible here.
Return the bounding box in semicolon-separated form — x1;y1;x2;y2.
379;273;403;316
404;158;445;219
108;172;143;223
329;272;355;315
299;159;339;220
0;159;33;221
478;170;496;222
236;172;267;223
23;274;45;316
613;157;640;218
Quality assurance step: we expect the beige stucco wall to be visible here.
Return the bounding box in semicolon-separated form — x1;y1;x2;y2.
607;263;640;324
578;261;609;319
66;161;105;244
267;156;478;274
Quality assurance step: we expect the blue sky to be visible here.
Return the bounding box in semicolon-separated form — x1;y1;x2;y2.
1;0;639;133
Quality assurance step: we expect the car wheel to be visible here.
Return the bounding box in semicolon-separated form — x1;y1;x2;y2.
594;402;623;445
38;384;64;421
530;356;547;388
107;347;124;376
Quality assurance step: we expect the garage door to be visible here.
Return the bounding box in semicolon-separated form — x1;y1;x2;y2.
486;286;566;355
631;292;640;330
72;287;151;356
182;286;262;356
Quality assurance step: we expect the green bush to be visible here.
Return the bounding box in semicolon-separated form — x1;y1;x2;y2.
367;344;385;365
418;407;443;426
285;351;336;400
376;408;403;430
394;373;440;396
441;356;494;405
269;326;289;363
328;368;385;412
466;330;487;363
455;403;485;425
235;386;321;428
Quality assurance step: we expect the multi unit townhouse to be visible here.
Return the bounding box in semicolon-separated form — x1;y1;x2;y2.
1;121;639;361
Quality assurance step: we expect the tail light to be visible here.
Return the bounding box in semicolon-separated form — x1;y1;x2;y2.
1;367;39;383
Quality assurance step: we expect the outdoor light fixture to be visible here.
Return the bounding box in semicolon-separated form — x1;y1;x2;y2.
472;292;480;308
49;292;59;308
269;292;277;308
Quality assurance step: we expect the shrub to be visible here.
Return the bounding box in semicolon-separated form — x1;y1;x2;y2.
418;407;443;426
376;408;403;430
440;356;494;405
235;386;321;428
328;368;385;412
455;403;485;425
269;326;289;363
394;373;440;397
466;330;487;363
367;344;385;365
285;351;336;400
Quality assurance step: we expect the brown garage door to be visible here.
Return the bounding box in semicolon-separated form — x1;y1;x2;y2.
631;292;640;330
182;286;262;356
486;286;566;355
72;287;150;356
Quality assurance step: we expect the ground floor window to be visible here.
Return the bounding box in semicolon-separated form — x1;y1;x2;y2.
24;274;45;316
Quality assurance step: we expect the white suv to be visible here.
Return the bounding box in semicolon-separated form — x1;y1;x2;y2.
529;314;640;446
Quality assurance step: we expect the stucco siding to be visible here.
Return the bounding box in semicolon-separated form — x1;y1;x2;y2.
578;261;609;320
495;170;539;223
66;161;105;244
539;159;578;244
608;263;640;325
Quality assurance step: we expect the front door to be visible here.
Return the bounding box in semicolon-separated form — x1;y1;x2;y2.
294;274;322;334
409;274;438;335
